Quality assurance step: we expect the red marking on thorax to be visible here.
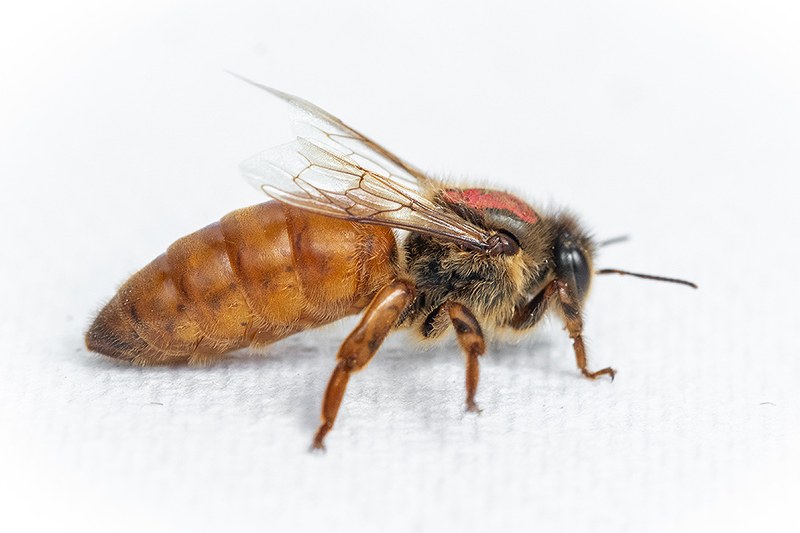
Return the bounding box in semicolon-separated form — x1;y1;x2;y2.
442;188;539;224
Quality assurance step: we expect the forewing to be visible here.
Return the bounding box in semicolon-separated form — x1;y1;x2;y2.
236;75;494;250
230;72;429;191
240;138;492;248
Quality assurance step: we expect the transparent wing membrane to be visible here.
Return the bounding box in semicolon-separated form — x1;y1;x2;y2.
234;74;494;251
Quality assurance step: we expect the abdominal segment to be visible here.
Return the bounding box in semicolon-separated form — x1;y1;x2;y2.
85;202;398;365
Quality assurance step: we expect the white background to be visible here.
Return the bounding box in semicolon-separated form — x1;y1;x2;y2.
1;1;798;532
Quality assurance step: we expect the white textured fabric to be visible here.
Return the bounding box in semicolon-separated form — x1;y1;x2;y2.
2;2;799;532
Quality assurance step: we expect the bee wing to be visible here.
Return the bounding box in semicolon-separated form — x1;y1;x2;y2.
235;75;495;251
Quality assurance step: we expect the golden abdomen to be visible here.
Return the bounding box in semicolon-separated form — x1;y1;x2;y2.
85;202;398;365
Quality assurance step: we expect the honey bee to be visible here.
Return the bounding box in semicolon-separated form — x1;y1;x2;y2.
86;76;696;450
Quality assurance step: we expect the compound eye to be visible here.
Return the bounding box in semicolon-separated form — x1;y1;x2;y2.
554;235;591;299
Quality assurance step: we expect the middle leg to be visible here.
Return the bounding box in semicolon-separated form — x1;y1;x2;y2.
446;302;486;413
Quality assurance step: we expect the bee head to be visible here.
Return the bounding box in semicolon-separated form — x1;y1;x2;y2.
554;230;593;300
545;213;596;301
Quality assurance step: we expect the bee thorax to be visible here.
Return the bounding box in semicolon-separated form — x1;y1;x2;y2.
400;233;530;330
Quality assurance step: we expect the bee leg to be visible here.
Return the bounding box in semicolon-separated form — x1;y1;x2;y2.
508;281;615;380
506;284;554;330
552;280;616;381
446;302;486;413
311;280;415;451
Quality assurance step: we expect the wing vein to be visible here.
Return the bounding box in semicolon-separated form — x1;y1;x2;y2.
234;76;494;252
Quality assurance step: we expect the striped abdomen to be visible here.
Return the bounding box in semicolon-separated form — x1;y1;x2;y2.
86;202;398;365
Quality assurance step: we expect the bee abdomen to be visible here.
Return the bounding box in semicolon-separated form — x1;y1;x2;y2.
86;225;249;365
86;202;398;365
219;203;398;335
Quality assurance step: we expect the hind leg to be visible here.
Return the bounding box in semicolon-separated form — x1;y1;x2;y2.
312;280;415;450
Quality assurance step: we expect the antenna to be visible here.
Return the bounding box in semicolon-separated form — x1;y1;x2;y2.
596;268;697;289
598;235;629;247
